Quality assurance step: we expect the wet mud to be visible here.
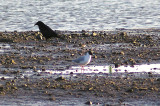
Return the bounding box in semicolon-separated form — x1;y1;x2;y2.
0;29;160;105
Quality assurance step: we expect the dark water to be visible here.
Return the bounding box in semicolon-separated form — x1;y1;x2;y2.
0;0;160;31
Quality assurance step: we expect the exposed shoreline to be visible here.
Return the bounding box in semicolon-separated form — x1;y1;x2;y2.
0;29;160;105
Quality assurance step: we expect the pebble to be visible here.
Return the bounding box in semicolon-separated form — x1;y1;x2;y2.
85;101;92;105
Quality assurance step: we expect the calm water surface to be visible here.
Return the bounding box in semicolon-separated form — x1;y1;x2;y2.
0;0;160;31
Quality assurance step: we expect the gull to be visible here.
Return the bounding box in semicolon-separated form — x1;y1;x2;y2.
72;51;92;73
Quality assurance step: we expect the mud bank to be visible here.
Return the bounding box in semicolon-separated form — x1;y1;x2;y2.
0;28;160;105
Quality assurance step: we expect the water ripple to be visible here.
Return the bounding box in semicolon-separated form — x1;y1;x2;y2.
0;0;160;31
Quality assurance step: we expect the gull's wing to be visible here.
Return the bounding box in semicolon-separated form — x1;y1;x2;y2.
72;55;85;64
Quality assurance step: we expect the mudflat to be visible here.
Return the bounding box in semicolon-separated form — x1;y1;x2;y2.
0;29;160;105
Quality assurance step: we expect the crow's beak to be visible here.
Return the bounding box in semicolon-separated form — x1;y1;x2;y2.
34;22;38;26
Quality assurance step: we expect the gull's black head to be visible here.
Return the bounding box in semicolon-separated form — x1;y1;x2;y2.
88;51;93;55
35;21;44;26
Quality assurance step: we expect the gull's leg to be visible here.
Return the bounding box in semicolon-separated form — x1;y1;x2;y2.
81;66;83;73
80;66;84;73
82;66;84;73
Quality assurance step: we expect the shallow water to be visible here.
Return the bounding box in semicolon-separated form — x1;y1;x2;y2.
1;0;160;31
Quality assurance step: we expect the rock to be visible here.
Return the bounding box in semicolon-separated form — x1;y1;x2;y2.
92;32;97;36
0;86;4;91
49;96;56;101
85;101;92;105
11;59;16;64
157;78;160;82
126;88;134;93
1;77;6;80
115;63;119;68
70;72;73;75
148;72;153;77
55;77;65;81
36;34;43;40
42;67;46;71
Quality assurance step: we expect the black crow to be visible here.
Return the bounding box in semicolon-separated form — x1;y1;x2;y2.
35;21;60;40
